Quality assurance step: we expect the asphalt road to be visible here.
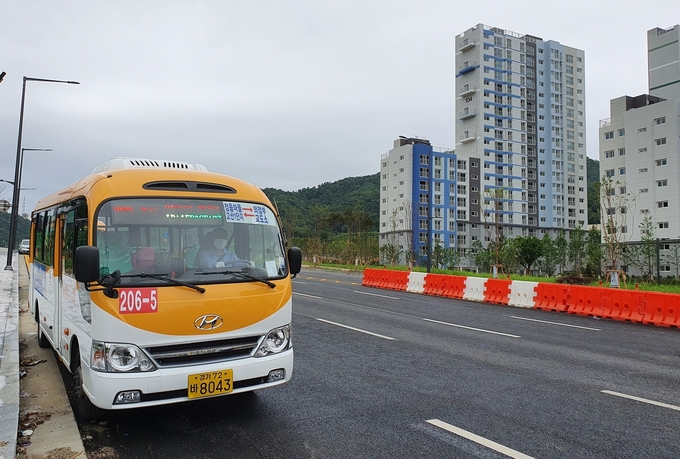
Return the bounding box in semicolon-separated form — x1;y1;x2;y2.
76;268;680;459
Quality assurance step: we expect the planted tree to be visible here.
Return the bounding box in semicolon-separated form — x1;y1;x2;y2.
513;236;544;276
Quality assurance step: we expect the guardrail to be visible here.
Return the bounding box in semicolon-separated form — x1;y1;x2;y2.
361;269;679;329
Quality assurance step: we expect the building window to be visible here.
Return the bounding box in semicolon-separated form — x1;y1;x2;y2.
657;180;668;188
656;158;667;166
655;116;666;125
659;222;669;229
656;138;667;146
638;127;647;133
604;150;614;158
658;201;669;208
619;167;626;175
619;148;625;156
604;131;614;140
605;169;614;178
618;128;625;136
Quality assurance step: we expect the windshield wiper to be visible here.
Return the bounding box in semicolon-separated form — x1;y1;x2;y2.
195;269;276;288
125;272;205;293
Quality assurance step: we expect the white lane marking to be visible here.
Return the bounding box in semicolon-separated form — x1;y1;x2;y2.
510;315;600;331
426;419;535;459
423;318;521;338
294;292;323;299
353;290;401;300
316;318;395;340
292;280;307;284
601;390;680;411
296;292;516;337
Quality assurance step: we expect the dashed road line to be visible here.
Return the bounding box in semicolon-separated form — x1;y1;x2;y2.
602;390;680;411
426;419;534;459
316;318;395;340
510;315;600;331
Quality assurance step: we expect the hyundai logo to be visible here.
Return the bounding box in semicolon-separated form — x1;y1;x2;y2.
194;314;223;331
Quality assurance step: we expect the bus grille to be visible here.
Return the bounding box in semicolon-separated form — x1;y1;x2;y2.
145;336;262;367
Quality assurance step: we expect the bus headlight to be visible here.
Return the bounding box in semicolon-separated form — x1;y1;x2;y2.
91;341;156;372
255;325;291;357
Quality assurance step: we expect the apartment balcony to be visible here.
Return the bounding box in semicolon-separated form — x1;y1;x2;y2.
458;60;476;75
459;107;477;120
459;38;476;52
458;131;476;143
458;83;476;97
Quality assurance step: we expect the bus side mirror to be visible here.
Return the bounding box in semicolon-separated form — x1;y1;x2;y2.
74;246;101;283
288;247;302;275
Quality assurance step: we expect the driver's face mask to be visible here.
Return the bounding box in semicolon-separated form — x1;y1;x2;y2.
214;238;227;251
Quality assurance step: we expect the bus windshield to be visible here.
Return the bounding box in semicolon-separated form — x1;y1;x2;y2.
95;197;287;285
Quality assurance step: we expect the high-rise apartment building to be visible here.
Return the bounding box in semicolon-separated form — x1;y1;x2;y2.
599;26;680;261
455;24;588;258
648;25;680;101
379;24;589;268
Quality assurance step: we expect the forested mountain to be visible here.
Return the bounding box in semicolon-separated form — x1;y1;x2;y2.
262;173;380;239
587;156;600;224
0;212;31;248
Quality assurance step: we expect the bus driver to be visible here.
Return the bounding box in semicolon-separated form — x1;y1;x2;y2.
198;227;239;268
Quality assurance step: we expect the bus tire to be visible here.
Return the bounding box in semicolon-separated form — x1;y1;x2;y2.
37;308;50;349
71;346;105;421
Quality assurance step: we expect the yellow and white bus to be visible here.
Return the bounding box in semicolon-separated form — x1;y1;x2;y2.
29;158;301;419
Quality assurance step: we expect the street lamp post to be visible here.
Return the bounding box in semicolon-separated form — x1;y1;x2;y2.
5;76;79;270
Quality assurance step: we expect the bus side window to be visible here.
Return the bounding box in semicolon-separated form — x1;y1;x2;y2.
62;204;88;276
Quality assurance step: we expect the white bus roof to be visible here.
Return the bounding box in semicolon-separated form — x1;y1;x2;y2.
92;158;208;174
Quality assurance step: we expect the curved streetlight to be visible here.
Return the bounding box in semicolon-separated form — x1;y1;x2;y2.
5;77;79;270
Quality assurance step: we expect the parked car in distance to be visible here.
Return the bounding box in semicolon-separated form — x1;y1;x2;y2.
19;239;30;255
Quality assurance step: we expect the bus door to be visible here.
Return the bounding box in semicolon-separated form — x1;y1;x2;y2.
53;212;67;359
57;202;89;366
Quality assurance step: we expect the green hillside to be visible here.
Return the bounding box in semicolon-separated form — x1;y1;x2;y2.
262;173;380;239
587;157;600;225
0;212;31;249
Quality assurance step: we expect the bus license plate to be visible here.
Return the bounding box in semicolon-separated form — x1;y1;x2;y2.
188;369;233;399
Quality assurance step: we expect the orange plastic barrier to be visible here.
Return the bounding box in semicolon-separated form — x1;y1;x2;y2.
423;274;447;296
362;268;381;288
642;292;680;328
484;278;512;305
600;289;646;323
386;270;410;291
441;276;467;299
534;283;570;312
566;285;605;317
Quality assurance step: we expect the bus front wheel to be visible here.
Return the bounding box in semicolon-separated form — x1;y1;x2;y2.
71;346;105;421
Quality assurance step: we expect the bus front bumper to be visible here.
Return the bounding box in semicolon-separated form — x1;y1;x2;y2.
82;349;293;410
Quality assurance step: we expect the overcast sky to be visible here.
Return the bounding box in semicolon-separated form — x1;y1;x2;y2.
0;1;676;214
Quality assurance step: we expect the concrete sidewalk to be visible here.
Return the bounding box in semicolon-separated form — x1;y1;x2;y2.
0;248;20;459
0;248;86;459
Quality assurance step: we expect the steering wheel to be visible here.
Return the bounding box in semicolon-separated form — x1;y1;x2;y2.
218;259;256;268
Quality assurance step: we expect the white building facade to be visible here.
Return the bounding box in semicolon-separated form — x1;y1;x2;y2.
599;25;680;274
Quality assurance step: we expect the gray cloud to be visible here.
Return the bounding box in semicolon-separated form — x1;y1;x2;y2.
0;0;673;213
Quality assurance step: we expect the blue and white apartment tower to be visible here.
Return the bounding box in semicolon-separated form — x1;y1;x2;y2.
455;24;588;259
379;137;458;266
